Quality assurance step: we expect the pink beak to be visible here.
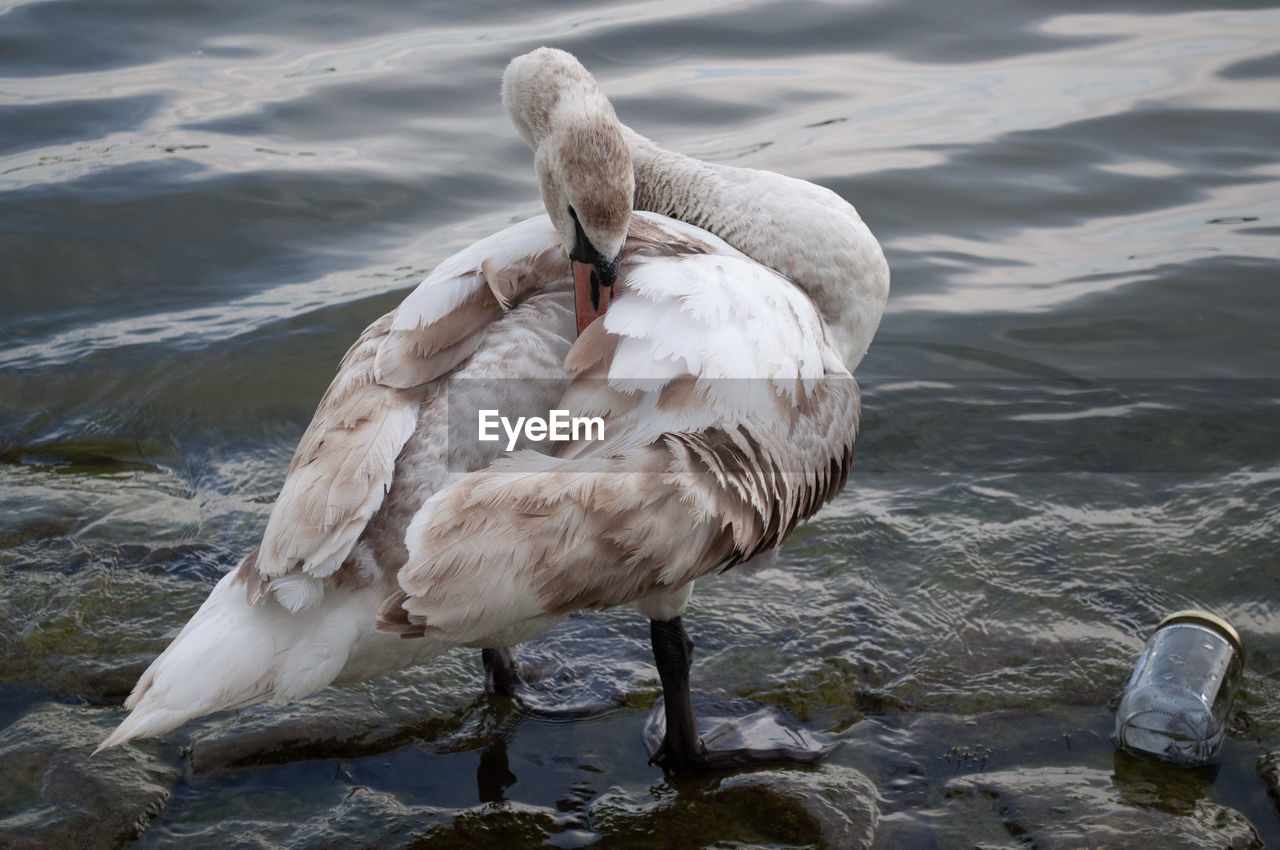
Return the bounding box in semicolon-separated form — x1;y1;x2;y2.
573;260;613;336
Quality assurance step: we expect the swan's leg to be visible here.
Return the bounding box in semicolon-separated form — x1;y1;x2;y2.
482;647;521;697
646;615;835;771
640;584;829;770
648;616;707;770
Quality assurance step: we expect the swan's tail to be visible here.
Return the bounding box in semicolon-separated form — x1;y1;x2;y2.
95;569;351;753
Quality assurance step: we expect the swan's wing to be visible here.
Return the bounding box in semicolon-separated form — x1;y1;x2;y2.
379;214;860;644
238;217;569;610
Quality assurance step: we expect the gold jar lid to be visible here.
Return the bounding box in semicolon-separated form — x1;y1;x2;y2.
1158;609;1245;663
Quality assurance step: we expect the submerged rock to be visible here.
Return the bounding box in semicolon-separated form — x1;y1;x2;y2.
186;714;430;774
945;765;1260;849
290;788;534;849
0;703;175;849
713;764;881;849
585;763;879;849
1261;752;1280;812
269;762;881;849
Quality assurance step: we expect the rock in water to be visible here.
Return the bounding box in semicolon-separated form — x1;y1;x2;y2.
0;704;174;848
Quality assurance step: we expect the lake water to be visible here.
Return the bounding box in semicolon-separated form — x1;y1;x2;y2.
2;0;1279;847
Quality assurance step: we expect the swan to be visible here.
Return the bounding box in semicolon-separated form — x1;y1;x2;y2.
98;47;889;771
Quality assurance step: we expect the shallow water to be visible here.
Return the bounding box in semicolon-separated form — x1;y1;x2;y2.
2;0;1279;846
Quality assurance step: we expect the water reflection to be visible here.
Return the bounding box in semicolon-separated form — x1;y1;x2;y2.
477;738;518;803
1112;748;1218;815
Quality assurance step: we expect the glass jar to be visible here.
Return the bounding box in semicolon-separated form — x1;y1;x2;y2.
1114;610;1244;764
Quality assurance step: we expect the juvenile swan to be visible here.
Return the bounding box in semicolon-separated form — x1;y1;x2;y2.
100;47;889;771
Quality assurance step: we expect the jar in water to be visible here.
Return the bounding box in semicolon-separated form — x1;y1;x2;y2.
1115;610;1244;764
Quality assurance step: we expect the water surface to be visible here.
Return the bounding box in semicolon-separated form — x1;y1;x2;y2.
2;0;1279;846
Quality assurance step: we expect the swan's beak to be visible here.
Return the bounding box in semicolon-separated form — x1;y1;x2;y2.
568;207;622;335
571;253;619;336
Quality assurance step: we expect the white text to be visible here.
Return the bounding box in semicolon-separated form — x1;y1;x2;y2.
478;409;605;451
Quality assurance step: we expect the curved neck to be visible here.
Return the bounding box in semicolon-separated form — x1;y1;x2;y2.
622;127;889;369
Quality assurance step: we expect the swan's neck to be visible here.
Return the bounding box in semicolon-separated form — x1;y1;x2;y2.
623;128;889;369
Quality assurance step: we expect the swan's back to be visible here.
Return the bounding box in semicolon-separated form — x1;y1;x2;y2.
377;212;860;646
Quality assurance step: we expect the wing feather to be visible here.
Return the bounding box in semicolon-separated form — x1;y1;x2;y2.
382;213;862;643
244;216;570;605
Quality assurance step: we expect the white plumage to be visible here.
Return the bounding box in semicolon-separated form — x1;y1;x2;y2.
99;48;888;760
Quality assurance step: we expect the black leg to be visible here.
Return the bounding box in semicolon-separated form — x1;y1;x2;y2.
646;616;837;771
649;617;708;770
482;647;521;697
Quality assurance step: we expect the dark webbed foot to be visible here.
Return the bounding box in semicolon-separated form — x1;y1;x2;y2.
482;647;522;697
479;638;630;717
644;696;836;770
647;617;835;772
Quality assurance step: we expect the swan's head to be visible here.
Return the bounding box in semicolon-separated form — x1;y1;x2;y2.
503;48;634;334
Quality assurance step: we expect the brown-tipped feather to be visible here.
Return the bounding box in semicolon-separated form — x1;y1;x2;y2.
240;244;576;600
384;368;860;645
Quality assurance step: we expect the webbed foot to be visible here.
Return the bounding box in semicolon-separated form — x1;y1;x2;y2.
644;696;835;771
646;617;835;772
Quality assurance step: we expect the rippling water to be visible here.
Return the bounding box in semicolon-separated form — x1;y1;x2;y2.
2;0;1279;846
